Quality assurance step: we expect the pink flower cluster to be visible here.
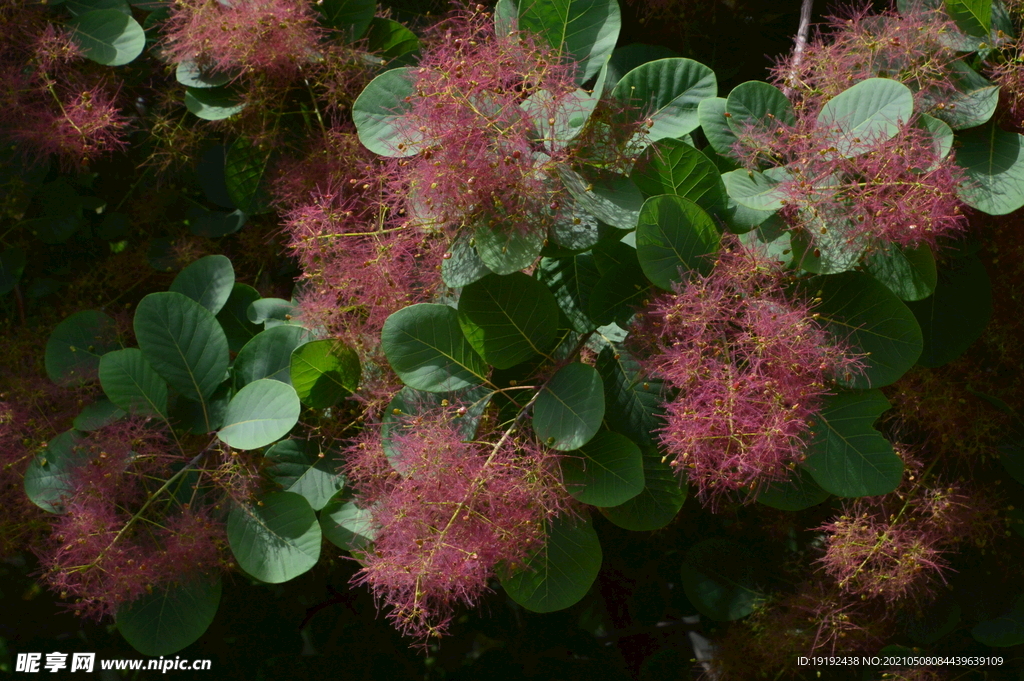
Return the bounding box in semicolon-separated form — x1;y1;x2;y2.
0;7;128;168
818;469;999;603
385;7;580;236
35;419;228;619
160;0;323;81
634;242;861;506
344;400;570;641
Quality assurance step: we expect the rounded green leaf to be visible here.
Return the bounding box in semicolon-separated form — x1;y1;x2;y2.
681;539;764;621
169;254;235;315
612;58;717;141
457;273;560;370
588;260;649;327
972;596;1024;647
225;138;274;215
73;399;125;431
561;431;644;506
473;221;545;275
698;97;741;160
218;379;300;450
265;440;345;511
317;0;376;40
381;304;488;393
721;168;786;212
68;9;145;66
955;122;1024;215
636;195;720;290
533;362;605;451
227;491;321;583
804;390;903;498
289;339;361;408
65;0;132;17
945;0;991;37
502;514;602;613
602;447;686;531
234;325;311;388
24;430;88;514
596;345;666;448
184;86;245;120
864;243;937;302
117;578;221;656
45;310;119;386
929;62;999;130
817;78;914;157
320;490;376;552
174;60;231;89
518;0;620;85
441;234;492;288
559;165;645;230
725;80;796;133
170;385;231;435
247;297;297;326
906;253;992;368
216;283;262;352
353;67;421;157
755;466;830;511
537;254;600;334
365;17;420;64
99;348;169;419
812;271;923;389
631;139;725;212
135;292;229;402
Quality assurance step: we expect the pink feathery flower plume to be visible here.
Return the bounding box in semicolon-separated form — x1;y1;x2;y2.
634;240;863;506
344;400;571;642
160;0;323;81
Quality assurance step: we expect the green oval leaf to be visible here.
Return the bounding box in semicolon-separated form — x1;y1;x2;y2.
73;399;125;431
247;297;297;326
559;165;645;230
457;273;560;370
353;67;421;157
117;578;221;656
289;339;361;408
365;17;420;64
601;447;685;531
501;514;602;612
906;253;992;367
721;168;786;212
518;0;621;85
317;0;376;40
320;490;376;552
945;0;991;37
441;234;492;288
226;492;321;583
680;539;764;621
955;122;1024;215
804;390;903;498
817;78;914;157
169;254;235;315
537;254;600;334
0;247;26;296
473;221;545;275
135;292;229;403
533;362;605;451
698;96;741;160
45;310;119;386
863;243;937;302
24;430;88;514
972;595;1024;647
174;60;231;89
631;139;725;214
265;440;345;511
636;195;720;290
218;379;300;450
588;260;650;327
561;431;644;506
811;271;923;389
596;344;666;448
234;325;311;388
216;283;262;353
99;348;169;419
381;304;488;393
725;80;796;133
225;138;274;215
612;58;717;141
68;9;145;66
184;86;245;121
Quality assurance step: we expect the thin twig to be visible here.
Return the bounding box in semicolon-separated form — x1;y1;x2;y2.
783;0;815;98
